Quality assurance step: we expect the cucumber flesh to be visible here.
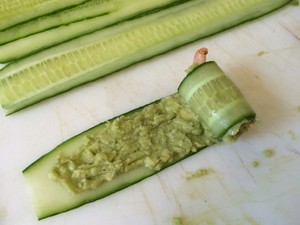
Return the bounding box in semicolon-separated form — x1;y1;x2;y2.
0;0;89;31
178;61;256;140
0;0;187;48
23;59;255;219
0;0;293;115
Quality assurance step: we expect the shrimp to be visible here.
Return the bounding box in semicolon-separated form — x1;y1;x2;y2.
193;47;208;65
185;47;208;73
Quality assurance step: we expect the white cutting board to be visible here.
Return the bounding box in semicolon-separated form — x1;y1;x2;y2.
0;4;300;225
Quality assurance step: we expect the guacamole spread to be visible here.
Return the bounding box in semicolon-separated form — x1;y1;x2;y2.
49;94;217;193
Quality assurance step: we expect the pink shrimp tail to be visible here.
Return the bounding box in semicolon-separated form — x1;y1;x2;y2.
185;48;208;73
193;48;208;65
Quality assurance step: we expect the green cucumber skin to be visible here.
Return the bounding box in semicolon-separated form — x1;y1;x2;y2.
0;0;188;48
0;0;89;31
0;0;293;115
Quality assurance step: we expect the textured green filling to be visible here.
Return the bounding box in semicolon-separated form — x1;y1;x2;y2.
49;94;217;193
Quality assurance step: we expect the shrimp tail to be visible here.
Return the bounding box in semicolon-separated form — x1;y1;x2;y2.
185;47;208;74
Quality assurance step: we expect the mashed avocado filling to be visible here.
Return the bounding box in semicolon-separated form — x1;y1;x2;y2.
49;94;218;193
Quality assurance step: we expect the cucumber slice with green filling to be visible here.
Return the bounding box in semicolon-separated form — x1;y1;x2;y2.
0;0;188;53
0;0;89;31
23;60;256;220
23;95;210;220
0;0;292;115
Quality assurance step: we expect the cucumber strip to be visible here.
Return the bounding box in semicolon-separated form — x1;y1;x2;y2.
0;0;89;31
0;0;188;46
0;0;293;115
2;0;292;63
23;102;192;220
0;0;118;45
178;61;256;140
23;58;256;219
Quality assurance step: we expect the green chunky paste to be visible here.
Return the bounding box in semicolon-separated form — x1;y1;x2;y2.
49;94;217;193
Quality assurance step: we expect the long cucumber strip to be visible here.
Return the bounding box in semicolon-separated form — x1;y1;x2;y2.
23;58;256;219
178;62;256;140
0;0;89;31
0;0;293;115
0;0;188;47
23;100;190;219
